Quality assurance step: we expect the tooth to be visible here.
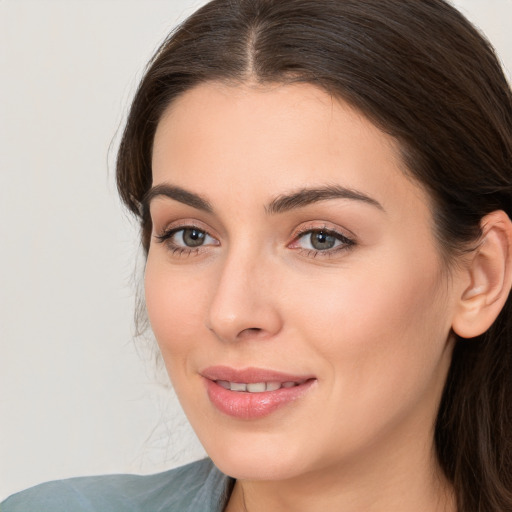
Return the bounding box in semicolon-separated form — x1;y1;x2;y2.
282;381;296;388
230;382;247;392
217;380;230;390
247;382;266;393
266;382;281;391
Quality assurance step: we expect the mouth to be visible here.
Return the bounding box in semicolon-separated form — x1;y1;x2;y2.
201;366;317;419
215;380;307;392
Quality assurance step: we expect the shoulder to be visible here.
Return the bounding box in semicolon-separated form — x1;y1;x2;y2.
1;458;233;512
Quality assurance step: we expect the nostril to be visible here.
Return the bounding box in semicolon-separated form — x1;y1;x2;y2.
237;327;264;339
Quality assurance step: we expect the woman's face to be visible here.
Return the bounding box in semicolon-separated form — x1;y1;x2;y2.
146;82;460;481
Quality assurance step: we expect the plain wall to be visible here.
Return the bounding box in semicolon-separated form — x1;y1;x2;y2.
1;0;511;500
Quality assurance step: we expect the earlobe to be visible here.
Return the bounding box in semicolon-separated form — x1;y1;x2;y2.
452;210;512;339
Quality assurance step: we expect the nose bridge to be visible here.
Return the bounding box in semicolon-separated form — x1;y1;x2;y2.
206;240;282;342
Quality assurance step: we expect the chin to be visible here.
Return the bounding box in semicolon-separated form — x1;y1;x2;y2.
201;432;312;481
212;454;302;481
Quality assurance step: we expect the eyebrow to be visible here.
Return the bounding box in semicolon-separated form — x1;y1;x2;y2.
266;185;384;214
142;184;213;216
142;183;383;217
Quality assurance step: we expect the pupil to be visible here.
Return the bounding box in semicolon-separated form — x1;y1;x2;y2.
183;229;205;247
311;231;335;250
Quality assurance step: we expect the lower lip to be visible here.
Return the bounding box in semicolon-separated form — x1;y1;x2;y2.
204;378;316;419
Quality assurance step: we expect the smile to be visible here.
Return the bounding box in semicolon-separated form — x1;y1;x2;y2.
201;366;316;419
215;380;304;392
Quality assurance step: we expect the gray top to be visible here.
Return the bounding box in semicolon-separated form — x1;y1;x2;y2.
1;458;233;512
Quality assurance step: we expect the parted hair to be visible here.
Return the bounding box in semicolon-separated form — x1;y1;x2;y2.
116;1;512;510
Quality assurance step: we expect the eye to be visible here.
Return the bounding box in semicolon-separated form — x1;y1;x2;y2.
155;225;218;252
291;228;354;254
173;227;214;247
301;231;339;250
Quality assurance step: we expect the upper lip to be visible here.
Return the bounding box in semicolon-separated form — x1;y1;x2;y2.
200;366;315;383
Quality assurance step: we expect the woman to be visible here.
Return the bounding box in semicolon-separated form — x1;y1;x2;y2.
3;0;511;510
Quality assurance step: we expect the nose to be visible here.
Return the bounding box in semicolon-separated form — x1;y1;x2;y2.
206;248;283;343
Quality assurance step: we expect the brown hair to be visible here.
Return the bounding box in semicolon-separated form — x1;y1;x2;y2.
116;1;512;509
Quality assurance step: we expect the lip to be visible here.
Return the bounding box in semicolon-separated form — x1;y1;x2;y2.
201;365;315;383
201;366;317;419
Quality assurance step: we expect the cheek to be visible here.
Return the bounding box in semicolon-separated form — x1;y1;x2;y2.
144;257;207;365
285;250;452;401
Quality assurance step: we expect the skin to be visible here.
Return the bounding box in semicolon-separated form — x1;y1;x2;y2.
145;82;461;511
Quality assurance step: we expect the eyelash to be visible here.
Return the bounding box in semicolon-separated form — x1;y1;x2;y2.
155;225;217;257
154;224;355;258
290;226;355;258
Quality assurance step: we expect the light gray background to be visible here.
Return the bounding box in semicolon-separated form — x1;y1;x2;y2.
1;0;511;501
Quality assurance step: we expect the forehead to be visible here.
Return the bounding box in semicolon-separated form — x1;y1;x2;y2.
151;81;429;217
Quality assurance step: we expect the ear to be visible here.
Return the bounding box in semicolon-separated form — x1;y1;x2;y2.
452;210;512;339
